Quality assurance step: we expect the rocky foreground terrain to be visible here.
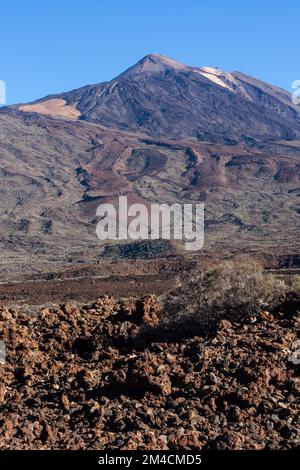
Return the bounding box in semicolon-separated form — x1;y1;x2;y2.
0;294;299;450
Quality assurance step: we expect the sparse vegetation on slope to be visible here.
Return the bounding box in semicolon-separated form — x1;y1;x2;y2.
161;261;288;337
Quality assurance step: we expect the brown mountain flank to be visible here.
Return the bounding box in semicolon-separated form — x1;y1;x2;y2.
0;54;299;281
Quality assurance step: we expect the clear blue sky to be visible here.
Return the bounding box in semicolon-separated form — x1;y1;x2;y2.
1;0;299;104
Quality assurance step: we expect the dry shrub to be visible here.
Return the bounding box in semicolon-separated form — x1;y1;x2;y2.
292;275;300;294
162;260;287;335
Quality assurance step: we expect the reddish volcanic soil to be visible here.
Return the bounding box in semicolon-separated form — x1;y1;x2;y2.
0;274;174;305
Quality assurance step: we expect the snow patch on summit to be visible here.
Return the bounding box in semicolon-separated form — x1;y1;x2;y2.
195;67;234;91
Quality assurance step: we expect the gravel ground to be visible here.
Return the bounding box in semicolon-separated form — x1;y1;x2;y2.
0;295;299;450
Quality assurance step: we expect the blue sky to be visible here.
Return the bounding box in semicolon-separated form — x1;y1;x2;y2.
1;0;299;104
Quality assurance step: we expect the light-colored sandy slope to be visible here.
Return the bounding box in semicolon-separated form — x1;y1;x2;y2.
19;99;81;120
198;71;232;90
194;67;234;91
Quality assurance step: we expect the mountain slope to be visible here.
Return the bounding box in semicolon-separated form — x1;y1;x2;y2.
0;54;299;281
16;54;300;143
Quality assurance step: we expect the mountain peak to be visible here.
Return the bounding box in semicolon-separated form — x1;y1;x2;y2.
14;53;300;144
119;53;188;78
141;53;187;67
